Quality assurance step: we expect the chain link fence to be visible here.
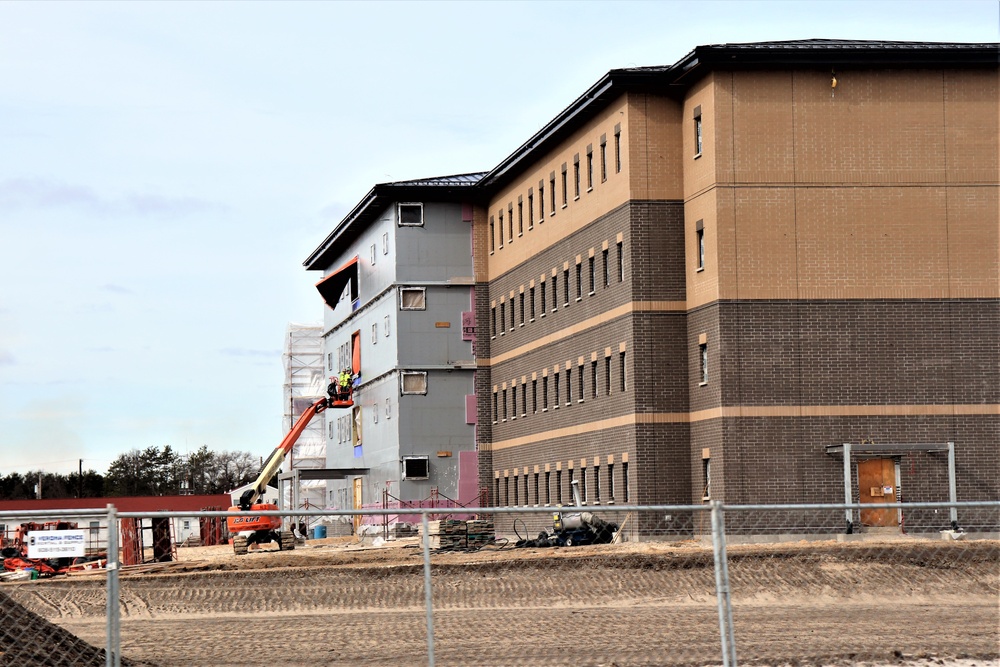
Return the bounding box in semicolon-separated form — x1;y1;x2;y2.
2;502;997;666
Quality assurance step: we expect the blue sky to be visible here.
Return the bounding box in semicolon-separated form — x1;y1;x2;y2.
1;1;996;476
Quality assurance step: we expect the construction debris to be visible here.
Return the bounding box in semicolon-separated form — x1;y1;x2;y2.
419;519;495;551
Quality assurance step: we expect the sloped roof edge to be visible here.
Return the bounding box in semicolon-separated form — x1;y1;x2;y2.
475;39;998;195
303;172;486;270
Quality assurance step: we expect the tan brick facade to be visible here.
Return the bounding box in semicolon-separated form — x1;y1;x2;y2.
472;41;999;536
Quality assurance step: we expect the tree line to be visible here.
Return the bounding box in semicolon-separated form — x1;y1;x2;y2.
0;445;262;500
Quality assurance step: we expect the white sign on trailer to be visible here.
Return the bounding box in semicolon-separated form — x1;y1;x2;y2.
26;530;86;558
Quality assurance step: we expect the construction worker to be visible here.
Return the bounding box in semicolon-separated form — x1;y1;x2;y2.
338;368;352;400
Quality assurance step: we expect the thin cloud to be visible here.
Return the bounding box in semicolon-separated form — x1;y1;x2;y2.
101;283;134;295
0;177;226;217
218;347;279;358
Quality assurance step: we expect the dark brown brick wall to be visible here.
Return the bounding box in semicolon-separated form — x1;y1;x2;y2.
716;299;999;406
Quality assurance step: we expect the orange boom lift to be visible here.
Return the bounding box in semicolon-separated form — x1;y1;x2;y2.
226;378;353;555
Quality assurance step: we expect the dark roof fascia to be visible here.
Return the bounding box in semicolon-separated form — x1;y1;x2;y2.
675;40;999;80
475;68;672;195
475;40;998;197
303;177;482;271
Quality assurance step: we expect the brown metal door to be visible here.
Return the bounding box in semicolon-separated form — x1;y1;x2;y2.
858;458;897;527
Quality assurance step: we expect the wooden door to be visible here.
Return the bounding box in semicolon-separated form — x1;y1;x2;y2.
352;477;363;532
858;458;897;527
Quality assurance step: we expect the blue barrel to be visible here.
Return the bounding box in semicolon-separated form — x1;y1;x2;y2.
312;525;327;539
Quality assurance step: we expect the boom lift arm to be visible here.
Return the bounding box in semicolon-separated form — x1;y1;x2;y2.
227;379;352;555
238;396;329;511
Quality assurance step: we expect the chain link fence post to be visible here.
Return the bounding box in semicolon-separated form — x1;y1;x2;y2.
104;503;121;667
710;500;737;667
421;510;436;667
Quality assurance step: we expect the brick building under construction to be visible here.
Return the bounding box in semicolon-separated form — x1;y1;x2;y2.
471;40;998;534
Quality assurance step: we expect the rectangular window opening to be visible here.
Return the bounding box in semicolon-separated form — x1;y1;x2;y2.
401;371;428;395
398;202;423;227
400;287;426;310
402;456;429;480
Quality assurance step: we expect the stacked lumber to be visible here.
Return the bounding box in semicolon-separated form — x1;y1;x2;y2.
422;519;466;550
466;519;495;548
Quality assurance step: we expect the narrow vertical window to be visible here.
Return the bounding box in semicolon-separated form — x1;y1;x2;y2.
580;468;587;503
591;360;598;398
700;342;709;385
553;372;560;409
605;356;611;395
521;384;527;416
560;164;568;207
551;273;558;311
533;473;539;506
620;351;627;392
519;292;525;326
589;256;596;294
511;385;517;420
573;154;580;199
586;145;593;191
529;286;536;320
614;123;622;173
594;465;601;503
556;470;562;505
693;105;703;157
492;391;498;423
504;476;510;507
517;198;523;236
602;248;610;287
600;134;608;182
565;367;572;405
545;471;551;505
550;173;557;215
575;262;582;300
577;363;584;402
527;190;534;229
542;376;549;410
702;457;711;500
622;461;629;502
523;475;529;507
489;216;495;253
539;180;545;221
540;280;546;314
498;210;504;249
502;389;507;421
532;379;538;413
696;220;705;270
510;299;515;331
495;477;501;506
568;469;575;502
617;241;624;282
371;322;377;344
563;268;570;306
608;463;615;501
508;203;514;242
513;474;518;506
490;306;496;338
499;302;505;336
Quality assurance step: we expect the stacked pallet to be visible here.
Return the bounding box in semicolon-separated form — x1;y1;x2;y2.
423;519;467;550
466;519;495;548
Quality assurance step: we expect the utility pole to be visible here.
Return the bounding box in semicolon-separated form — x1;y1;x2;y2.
78;459;83;498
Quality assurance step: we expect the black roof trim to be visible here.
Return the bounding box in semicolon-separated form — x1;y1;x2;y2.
303;172;485;270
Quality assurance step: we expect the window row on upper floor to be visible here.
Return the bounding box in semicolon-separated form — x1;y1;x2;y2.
491;239;624;340
489;124;623;254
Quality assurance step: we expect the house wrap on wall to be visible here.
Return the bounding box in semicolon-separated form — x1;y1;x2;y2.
304;174;484;522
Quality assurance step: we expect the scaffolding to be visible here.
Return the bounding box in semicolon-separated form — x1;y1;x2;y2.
282;323;328;515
